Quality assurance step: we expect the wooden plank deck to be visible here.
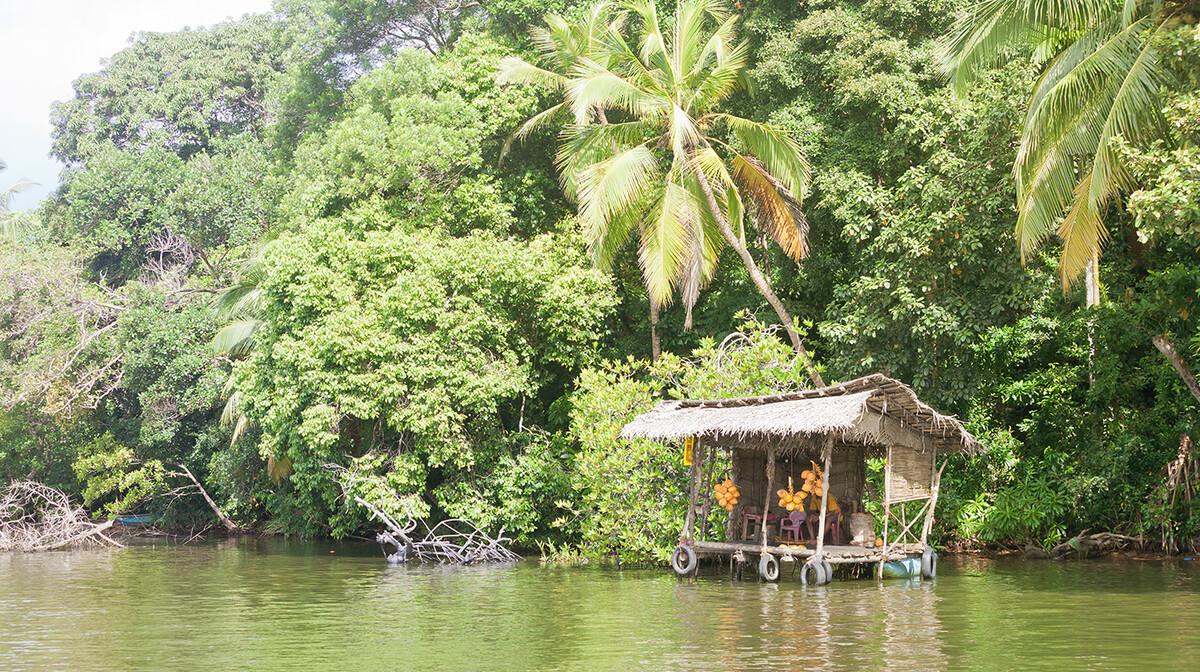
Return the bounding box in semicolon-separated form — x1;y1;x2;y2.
692;540;924;564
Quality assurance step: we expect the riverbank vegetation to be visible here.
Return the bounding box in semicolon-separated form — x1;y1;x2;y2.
1;0;1198;558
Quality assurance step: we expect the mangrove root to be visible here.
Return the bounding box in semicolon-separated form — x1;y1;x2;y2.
1048;529;1145;558
0;480;123;552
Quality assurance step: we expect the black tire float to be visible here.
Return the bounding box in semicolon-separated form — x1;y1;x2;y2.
921;547;937;580
758;553;781;582
671;544;699;576
800;558;826;586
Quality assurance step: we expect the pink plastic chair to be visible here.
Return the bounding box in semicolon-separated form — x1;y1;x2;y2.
779;509;807;543
742;507;780;541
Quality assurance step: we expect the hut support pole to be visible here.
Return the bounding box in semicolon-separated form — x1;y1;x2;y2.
682;439;705;543
761;447;776;548
816;437;833;556
920;460;946;546
726;448;741;541
698;444;717;542
879;446;893;580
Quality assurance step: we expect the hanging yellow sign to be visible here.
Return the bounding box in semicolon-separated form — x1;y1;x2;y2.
683;437;694;466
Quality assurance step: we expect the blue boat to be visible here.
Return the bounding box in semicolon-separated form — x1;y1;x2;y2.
114;513;160;525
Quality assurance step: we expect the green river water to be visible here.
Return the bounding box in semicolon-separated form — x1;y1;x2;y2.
1;538;1196;671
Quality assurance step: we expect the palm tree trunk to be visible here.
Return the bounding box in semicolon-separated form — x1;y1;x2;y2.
1085;250;1100;307
1086;249;1099;385
690;162;825;388
650;299;661;362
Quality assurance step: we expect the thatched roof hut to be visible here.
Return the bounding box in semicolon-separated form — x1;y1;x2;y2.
621;374;980;581
620;373;980;455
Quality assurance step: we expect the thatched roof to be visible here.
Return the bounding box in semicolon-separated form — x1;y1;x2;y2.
620;373;980;455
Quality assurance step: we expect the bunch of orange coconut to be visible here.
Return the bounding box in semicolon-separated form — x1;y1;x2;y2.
776;480;808;511
714;478;741;511
777;462;826;512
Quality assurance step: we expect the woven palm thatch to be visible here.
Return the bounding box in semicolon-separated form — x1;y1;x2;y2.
620;373;980;454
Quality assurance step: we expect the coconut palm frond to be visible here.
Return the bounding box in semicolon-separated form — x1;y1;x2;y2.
692;13;739;78
688;39;748;111
501;102;569;160
692;145;734;192
577;145;663;246
639;178;691;305
590;193;651;271
716;114;811;200
220;388;242;426
0;178;36;214
730;153;809;262
568;59;671;121
1055;166;1110;286
682;169;725;280
212;320;264;357
939;0;1112;93
496;55;567;88
944;0;1178;290
213;284;265;321
1013;10;1171;286
556;120;657;198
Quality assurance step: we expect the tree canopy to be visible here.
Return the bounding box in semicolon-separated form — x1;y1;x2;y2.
1;0;1198;553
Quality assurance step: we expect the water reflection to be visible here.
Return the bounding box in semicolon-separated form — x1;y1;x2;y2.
676;568;947;671
0;541;1197;671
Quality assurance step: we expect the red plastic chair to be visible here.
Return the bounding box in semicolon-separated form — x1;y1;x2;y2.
742;507;780;541
779;509;807;543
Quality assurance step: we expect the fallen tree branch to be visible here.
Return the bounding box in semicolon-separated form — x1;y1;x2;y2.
1049;529;1145;558
1;481;123;552
26;520;117;552
171;463;238;532
354;495;520;565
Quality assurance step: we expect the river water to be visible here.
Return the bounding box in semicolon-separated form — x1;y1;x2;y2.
1;538;1196;671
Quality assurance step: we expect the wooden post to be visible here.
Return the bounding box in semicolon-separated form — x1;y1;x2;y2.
816;437;833;556
726;448;741;541
682;439;705;543
920;460;946;546
761;447;776;548
879;446;892;579
697;443;716;542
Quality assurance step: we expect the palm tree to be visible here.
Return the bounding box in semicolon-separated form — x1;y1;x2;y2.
211;244;269;444
940;0;1191;297
503;0;824;385
497;2;624;139
210;241;294;481
0;160;36;243
499;4;676;360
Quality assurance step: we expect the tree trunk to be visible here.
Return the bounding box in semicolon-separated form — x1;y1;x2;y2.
1085;250;1100;307
650;299;661;362
690;162;825;388
1153;334;1200;406
175;463;238;532
1086;251;1098;386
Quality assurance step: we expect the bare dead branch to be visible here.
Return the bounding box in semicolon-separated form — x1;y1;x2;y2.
351;493;520;565
0;480;123;552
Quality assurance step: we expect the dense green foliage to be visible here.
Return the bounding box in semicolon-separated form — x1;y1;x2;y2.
940;0;1193;287
2;0;1198;554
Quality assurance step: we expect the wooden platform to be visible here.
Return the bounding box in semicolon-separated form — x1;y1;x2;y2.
692;540;924;564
